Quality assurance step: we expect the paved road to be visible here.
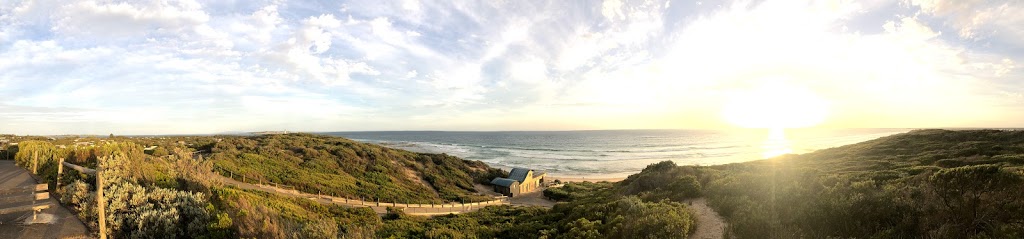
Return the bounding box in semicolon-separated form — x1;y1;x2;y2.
0;160;88;239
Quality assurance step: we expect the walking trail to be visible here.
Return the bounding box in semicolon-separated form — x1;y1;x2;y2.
211;173;509;216
213;171;728;237
685;198;727;239
0;160;88;239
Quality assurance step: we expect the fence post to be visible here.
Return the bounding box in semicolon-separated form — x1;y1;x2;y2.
32;150;38;174
56;157;65;188
97;156;107;239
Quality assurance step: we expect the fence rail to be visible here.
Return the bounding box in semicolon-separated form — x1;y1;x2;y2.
211;165;510;213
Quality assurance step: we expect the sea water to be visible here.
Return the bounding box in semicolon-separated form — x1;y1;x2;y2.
327;129;909;178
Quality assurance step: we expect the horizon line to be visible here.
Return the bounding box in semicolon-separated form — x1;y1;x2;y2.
11;127;1024;137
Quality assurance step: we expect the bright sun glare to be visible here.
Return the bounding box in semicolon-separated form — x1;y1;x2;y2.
721;80;829;158
721;80;829;129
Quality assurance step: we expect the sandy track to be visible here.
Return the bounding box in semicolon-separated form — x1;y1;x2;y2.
685;198;726;239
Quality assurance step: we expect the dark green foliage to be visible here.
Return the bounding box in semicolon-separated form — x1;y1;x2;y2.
211;186;381;239
668;129;1024;238
57;152;213;239
543;181;613;201
208;134;495;203
381;183;696;239
618;161;703;201
15;129;1024;238
925;165;1024;237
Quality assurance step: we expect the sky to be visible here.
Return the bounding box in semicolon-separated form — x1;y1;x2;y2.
1;0;1022;135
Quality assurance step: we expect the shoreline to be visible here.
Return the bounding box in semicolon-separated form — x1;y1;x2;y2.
548;176;627;183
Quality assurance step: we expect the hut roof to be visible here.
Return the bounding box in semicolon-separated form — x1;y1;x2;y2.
509;168;533;182
491;178;519;187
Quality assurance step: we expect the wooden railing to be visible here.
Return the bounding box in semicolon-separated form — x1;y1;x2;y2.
58;156;108;239
211;165;510;213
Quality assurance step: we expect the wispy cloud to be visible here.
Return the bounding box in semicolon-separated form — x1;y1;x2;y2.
0;0;1021;134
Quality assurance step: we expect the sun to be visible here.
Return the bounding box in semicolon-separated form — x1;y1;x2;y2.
721;81;829;129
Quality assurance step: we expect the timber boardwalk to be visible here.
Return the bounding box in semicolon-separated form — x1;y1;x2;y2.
0;160;87;239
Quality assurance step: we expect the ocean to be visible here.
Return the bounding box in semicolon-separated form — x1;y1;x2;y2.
326;128;910;178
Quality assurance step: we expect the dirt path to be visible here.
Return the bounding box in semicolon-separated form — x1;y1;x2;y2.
685;198;726;239
508;189;555;208
211;173;508;216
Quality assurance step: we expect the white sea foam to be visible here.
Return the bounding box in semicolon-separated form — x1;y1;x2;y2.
335;129;910;177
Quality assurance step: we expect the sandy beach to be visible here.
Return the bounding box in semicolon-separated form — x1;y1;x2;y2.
548;176;626;183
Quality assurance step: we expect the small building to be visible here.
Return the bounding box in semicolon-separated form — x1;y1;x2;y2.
490;178;520;197
491;168;546;197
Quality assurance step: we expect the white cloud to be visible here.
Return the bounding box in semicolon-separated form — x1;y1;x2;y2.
1;0;1022;134
909;0;1024;42
53;0;209;38
601;0;625;21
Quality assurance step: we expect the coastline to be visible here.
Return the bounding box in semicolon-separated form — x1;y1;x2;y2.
548;176;626;183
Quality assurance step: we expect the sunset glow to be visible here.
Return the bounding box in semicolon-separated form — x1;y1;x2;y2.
0;0;1021;134
721;80;829;129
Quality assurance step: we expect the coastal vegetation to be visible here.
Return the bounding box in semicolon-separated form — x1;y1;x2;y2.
594;129;1024;238
2;134;490;238
3;129;1023;238
205;134;501;203
388;129;1024;238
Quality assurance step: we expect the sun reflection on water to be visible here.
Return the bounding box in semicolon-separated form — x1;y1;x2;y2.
762;128;793;158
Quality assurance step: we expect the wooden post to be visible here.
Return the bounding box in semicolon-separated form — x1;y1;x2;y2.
97;156;107;239
32;150;38;174
56;158;65;188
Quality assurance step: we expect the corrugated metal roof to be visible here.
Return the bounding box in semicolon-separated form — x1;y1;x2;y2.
491;178;519;187
509;168;532;182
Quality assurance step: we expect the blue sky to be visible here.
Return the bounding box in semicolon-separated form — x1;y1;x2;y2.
1;0;1022;134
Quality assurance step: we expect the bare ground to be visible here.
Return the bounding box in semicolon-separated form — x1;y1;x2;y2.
508;189;556;208
685;198;727;239
473;184;502;197
403;167;440;197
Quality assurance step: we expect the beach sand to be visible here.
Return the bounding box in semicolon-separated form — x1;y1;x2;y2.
548;176;626;183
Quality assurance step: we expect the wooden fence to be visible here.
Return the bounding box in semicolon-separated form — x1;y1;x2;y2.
211;165;509;212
